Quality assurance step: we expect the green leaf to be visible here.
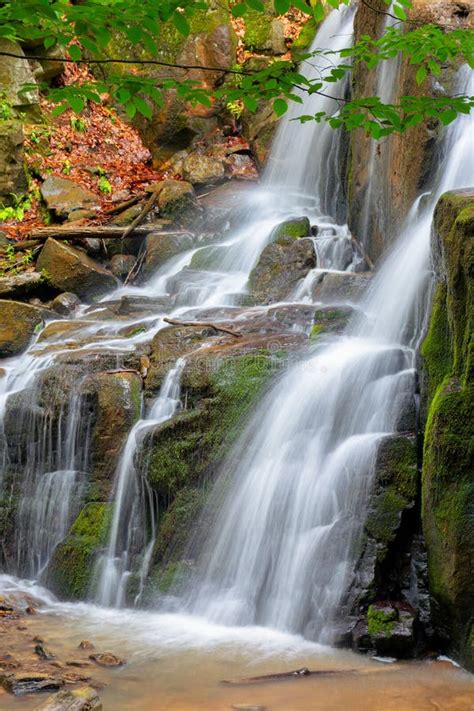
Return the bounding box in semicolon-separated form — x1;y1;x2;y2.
274;0;290;13
126;102;137;119
312;1;326;22
68;44;82;61
393;4;407;21
246;0;265;10
43;36;55;50
416;65;427;85
172;11;189;36
439;108;458;125
243;95;258;112
273;98;288;116
69;96;85;113
133;96;152;119
231;3;247;16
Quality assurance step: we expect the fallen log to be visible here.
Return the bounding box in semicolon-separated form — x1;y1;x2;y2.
27;226;191;240
221;667;354;685
163;317;242;338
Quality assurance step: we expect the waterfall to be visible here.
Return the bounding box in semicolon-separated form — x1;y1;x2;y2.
264;7;354;219
92;7;357;607
95;358;185;607
178;66;474;640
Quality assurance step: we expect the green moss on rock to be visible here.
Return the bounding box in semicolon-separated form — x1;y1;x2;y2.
47;503;111;600
367;604;397;637
421;189;474;670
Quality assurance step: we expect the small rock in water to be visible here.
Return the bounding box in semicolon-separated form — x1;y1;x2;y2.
0;654;20;669
1;671;64;695
35;645;56;661
232;705;267;711
25;605;37;615
88;652;125;667
33;635;44;643
52;292;81;316
34;685;102;710
78;641;94;651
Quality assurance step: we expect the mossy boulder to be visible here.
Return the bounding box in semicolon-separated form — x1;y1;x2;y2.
48;503;111;600
420;189;474;670
0;121;28;203
87;371;142;496
97;2;237;159
248;234;316;304
182;154;225;186
366;602;416;658
37;238;119;300
271;217;311;241
0;300;44;357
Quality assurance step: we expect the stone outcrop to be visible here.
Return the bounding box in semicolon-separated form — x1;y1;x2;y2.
0;300;45;357
40;177;100;219
347;0;473;262
420;189;474;670
0;122;28;203
36;238;118;300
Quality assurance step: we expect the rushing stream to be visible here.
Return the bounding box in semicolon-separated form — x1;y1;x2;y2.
0;7;473;709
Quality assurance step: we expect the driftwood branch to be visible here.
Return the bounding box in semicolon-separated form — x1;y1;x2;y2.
221;667;355;685
121;191;159;240
163;317;242;338
28;225;154;240
27;226;192;240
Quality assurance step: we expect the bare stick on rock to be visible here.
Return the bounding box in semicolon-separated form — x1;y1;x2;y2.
163;317;242;338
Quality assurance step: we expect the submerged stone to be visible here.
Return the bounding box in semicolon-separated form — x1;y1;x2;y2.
1;672;64;695
35;685;102;710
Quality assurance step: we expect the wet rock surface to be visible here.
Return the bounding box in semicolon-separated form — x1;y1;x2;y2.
0;300;44;357
36;238;118;300
35;685;102;710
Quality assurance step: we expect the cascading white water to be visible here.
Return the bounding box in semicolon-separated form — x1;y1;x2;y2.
357;8;401;247
95;358;185;607
264;8;354;219
179;66;474;640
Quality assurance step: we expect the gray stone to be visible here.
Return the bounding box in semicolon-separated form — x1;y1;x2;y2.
0;121;28;202
0;271;44;299
144;231;194;275
36;238;118;300
110;253;136;278
248;236;316;304
40;176;99;218
0;39;39;107
310;271;372;303
183;154;225;185
0;300;44;358
52;292;81;316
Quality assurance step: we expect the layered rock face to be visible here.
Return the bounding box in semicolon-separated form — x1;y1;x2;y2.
420;189;474;670
347;0;473;262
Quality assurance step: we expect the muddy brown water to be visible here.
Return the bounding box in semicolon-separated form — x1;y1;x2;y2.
1;603;473;711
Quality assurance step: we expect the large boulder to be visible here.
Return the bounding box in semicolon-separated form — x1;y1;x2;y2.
0;271;44;299
248;235;316;304
144;231;194;276
0;122;28;202
0;300;44;357
310;271;372;303
148;178;196;215
40;176;100;219
0;39;39;108
420;189;474;670
182;154;225;186
37;238;118;300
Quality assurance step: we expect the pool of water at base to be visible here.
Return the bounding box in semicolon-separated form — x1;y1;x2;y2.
0;602;472;711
